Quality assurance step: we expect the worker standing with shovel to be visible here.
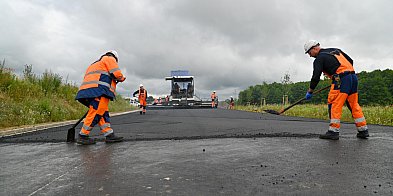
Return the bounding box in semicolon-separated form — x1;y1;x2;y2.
304;40;369;140
75;50;126;145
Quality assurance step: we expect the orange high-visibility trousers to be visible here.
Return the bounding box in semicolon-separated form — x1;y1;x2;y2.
229;102;234;109
139;99;147;112
138;89;147;113
80;96;113;136
327;73;367;132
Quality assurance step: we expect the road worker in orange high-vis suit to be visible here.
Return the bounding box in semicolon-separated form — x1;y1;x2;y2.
229;96;235;109
133;84;147;115
211;91;217;108
75;50;126;145
304;40;369;140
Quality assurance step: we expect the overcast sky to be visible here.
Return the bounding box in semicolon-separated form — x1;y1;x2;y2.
1;0;392;100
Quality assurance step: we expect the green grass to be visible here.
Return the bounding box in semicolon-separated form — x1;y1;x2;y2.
235;104;393;126
0;63;135;129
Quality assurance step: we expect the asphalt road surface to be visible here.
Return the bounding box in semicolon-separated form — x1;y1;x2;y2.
1;108;392;195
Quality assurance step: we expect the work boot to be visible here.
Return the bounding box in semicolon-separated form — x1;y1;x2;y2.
357;130;369;139
140;111;142;115
77;134;96;145
143;112;146;115
105;133;124;143
319;131;339;140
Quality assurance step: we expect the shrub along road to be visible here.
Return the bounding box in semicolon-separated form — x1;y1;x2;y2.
1;108;392;195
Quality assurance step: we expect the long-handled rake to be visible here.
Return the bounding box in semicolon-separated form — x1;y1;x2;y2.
264;85;330;115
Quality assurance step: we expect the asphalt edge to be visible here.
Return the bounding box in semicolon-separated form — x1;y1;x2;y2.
0;110;138;138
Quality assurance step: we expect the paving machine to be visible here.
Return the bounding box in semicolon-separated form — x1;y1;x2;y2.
164;70;211;108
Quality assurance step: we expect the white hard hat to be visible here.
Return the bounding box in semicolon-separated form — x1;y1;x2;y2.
304;40;319;54
139;84;143;87
106;50;119;60
213;91;216;93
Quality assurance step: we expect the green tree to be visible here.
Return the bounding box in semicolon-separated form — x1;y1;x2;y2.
281;72;292;104
238;69;392;106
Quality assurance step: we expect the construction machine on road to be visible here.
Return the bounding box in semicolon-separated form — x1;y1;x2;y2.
161;70;211;108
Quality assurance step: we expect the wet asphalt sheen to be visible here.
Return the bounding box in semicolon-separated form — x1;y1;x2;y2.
1;108;392;195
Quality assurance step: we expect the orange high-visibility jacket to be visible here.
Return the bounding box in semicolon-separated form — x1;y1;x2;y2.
76;55;125;101
133;89;147;101
211;93;216;100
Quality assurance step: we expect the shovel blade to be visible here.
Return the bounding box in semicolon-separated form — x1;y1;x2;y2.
66;127;75;143
263;109;281;115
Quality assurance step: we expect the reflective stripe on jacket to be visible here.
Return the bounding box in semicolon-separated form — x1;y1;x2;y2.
76;56;124;100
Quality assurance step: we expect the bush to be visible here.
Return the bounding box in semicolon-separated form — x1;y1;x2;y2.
0;63;133;128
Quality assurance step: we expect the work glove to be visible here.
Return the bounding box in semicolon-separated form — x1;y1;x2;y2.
305;92;313;100
118;77;126;82
113;77;125;84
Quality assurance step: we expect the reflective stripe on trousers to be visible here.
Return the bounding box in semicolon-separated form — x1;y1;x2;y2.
80;96;113;136
327;74;367;132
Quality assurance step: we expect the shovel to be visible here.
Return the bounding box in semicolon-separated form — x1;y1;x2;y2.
66;111;88;143
264;85;330;115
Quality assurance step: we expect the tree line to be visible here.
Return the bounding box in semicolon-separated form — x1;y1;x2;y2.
238;69;393;106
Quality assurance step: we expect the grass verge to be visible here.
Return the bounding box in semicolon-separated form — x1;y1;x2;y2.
235;104;393;126
0;63;136;129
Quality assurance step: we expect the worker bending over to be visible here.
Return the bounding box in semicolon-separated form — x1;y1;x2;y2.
75;50;126;145
304;40;369;140
133;84;148;115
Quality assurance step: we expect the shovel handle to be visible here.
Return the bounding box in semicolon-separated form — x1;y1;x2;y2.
280;85;330;114
72;111;88;129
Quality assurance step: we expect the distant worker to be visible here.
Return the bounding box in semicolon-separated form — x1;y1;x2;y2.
165;95;169;105
211;91;217;108
304;40;369;140
229;96;235;109
75;50;126;145
174;83;180;94
187;82;193;97
133;84;148;115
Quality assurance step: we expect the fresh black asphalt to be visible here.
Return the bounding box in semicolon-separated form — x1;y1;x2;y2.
1;108;392;195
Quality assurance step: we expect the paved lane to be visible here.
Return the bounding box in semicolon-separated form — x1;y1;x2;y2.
1;109;392;195
1;108;391;142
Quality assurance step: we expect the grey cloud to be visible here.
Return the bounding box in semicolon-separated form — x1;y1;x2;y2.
1;0;392;100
